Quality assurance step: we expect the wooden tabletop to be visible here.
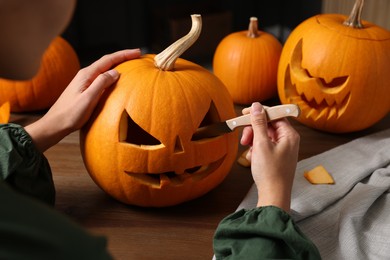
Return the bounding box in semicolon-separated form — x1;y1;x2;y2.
10;103;390;260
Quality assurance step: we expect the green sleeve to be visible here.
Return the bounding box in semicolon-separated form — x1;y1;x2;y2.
0;181;113;260
213;206;321;260
0;123;55;205
0;123;113;259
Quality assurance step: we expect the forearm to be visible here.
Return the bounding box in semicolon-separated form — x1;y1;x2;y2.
256;181;292;212
24;114;71;153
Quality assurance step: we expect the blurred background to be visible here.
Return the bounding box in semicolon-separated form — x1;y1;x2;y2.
62;0;390;67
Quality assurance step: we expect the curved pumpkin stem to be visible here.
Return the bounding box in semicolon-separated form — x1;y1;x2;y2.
154;14;202;71
343;0;365;28
247;17;260;38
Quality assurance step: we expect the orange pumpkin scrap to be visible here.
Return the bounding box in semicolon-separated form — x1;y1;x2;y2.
213;17;282;105
0;36;80;112
277;0;390;133
80;15;238;207
304;165;335;185
0;102;10;123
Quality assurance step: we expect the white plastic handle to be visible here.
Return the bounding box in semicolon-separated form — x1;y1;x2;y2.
226;104;300;130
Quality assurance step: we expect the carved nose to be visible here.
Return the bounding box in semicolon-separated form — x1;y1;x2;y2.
174;136;184;154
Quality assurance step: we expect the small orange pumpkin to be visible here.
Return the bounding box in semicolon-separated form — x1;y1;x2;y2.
213;17;282;105
0;36;80;112
0;102;10;123
277;0;390;133
80;15;238;207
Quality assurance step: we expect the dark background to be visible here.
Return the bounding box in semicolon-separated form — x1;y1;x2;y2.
62;0;322;66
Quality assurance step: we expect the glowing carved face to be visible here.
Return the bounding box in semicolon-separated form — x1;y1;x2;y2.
277;14;390;133
80;55;238;207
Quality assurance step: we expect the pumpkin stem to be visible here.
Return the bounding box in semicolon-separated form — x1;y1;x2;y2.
154;14;202;71
343;0;365;28
247;17;260;38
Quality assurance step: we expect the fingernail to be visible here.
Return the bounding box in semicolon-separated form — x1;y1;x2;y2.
131;48;142;55
107;69;119;79
251;102;262;115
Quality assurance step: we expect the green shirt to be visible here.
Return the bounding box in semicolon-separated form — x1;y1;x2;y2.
0;123;112;260
213;206;322;259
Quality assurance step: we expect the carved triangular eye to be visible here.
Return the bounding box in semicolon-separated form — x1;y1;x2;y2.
191;101;221;141
198;101;221;128
119;110;161;146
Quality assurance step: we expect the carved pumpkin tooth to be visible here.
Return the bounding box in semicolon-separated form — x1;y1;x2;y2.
296;100;309;113
295;83;304;96
327;107;338;121
160;174;171;186
337;96;350;118
306;108;319;119
322;76;335;85
302;91;314;104
324;96;335;107
314;95;324;105
316;107;329;121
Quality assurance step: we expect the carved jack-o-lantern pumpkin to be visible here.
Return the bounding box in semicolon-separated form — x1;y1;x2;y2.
80;15;238;207
277;0;390;133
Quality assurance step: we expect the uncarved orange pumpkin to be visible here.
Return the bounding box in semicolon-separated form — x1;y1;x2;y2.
80;15;238;207
277;0;390;133
0;102;10;123
213;17;282;105
0;36;80;112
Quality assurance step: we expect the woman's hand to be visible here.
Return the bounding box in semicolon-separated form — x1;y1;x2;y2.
241;102;300;212
25;49;141;152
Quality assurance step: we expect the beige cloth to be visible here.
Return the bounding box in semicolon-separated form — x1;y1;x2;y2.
236;128;390;259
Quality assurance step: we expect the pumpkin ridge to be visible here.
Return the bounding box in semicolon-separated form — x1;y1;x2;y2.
170;63;223;133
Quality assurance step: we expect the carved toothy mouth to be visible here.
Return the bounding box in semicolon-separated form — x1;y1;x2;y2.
285;39;351;122
286;66;351;121
125;155;226;187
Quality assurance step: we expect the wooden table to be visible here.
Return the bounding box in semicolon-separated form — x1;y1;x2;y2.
10;103;390;260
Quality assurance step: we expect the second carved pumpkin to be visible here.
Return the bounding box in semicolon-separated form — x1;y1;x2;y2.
277;0;390;133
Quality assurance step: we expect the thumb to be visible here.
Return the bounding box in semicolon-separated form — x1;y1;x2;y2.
250;102;269;142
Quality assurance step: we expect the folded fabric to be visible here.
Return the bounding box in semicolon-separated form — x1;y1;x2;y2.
236;128;390;259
